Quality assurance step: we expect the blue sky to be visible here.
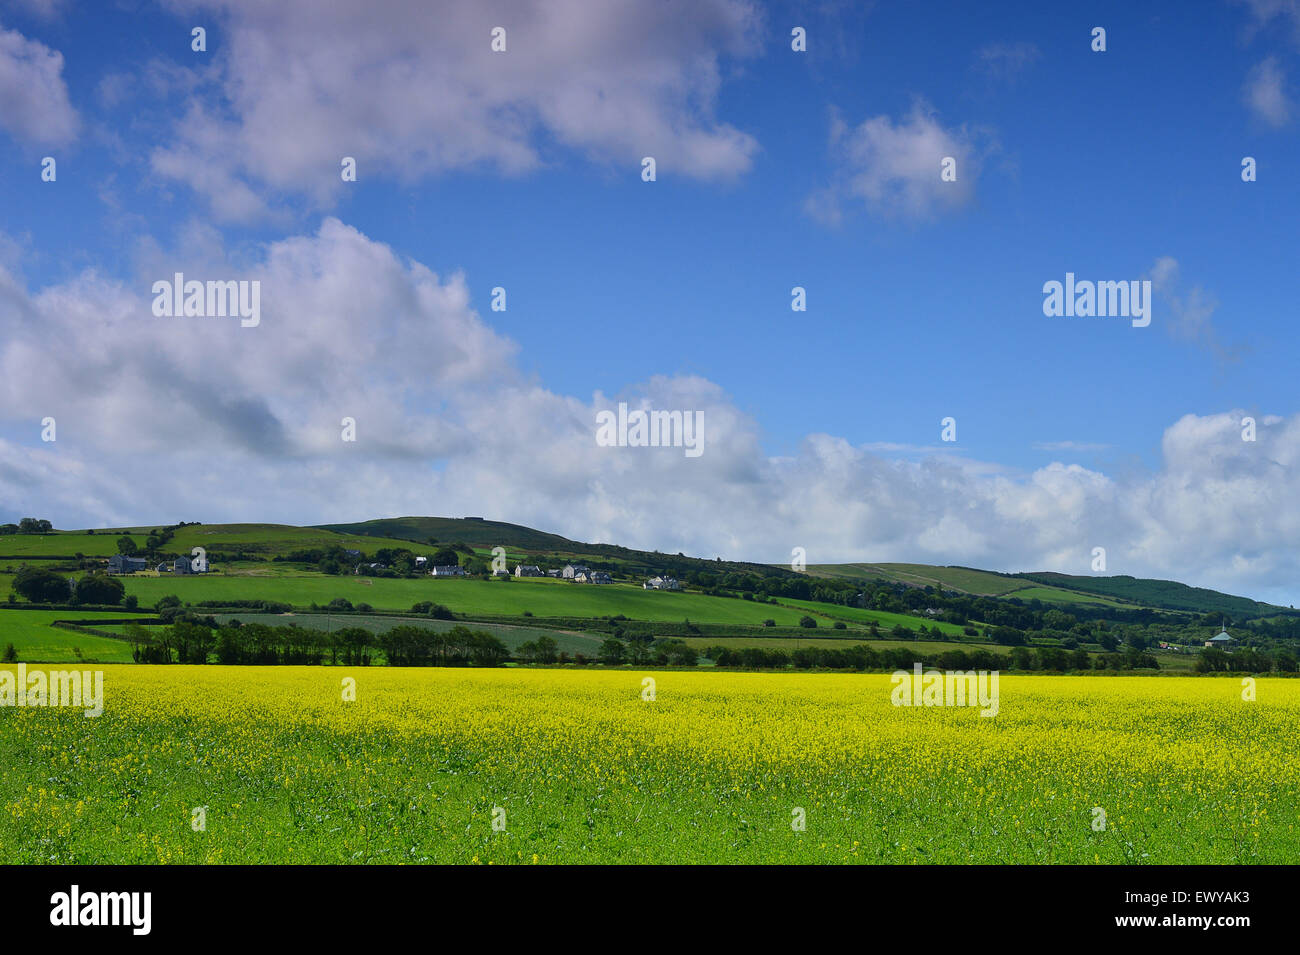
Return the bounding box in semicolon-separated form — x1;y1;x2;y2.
2;0;1299;602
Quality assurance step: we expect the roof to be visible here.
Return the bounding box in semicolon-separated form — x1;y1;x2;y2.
1209;632;1232;642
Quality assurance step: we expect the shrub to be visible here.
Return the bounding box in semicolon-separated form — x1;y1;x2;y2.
798;615;817;629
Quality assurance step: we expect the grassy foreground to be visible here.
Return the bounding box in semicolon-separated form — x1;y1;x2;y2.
1;667;1293;864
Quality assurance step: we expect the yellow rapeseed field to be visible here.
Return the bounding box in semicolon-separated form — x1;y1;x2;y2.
1;666;1294;863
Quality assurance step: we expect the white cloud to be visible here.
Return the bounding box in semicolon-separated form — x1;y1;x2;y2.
1244;57;1292;126
806;102;982;224
1147;256;1243;363
143;0;763;222
2;221;1300;603
0;24;78;146
1236;0;1300;43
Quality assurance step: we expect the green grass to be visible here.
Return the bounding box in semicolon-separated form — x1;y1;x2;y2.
118;573;816;625
0;610;146;663
809;562;1028;595
0;532;149;557
1005;585;1138;609
773;598;977;637
168;524;425;558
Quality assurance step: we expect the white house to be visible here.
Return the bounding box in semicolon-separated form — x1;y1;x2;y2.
414;556;428;567
562;564;590;579
644;576;680;590
430;565;465;577
514;564;544;578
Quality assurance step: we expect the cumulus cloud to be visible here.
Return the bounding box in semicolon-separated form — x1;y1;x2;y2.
1244;57;1292;126
0;24;79;146
2;221;1299;603
139;0;762;222
805;102;983;224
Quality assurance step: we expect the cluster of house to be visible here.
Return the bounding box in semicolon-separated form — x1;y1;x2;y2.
106;554;208;575
502;563;613;584
643;575;680;590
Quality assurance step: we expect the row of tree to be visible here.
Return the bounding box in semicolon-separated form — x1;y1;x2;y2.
123;620;509;667
0;518;53;535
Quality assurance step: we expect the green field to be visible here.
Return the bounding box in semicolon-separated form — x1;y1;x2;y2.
809;562;1028;595
0;532;149;557
774;598;976;637
117;574;814;625
0;610;147;663
1005;585;1137;609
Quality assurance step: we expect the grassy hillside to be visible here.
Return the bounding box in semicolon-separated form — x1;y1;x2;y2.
810;562;1028;595
807;562;1139;608
117;574;818;626
315;516;575;552
0;532;150;558
1019;572;1284;617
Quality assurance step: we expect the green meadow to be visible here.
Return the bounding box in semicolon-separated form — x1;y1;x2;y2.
0;610;147;663
118;573;816;625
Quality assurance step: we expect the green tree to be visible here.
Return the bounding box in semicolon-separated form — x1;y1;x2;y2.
73;574;125;606
13;568;71;603
116;535;138;556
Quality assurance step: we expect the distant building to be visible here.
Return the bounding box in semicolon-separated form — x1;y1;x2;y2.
173;557;193;575
343;549;362;559
514;564;544;577
644;576;680;590
107;554;148;574
1205;630;1233;649
414;556;428;567
562;564;590;579
589;571;613;585
546;569;562;578
430;565;465;577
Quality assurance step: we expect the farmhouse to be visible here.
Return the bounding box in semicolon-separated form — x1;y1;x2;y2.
414;556;427;567
514;564;544;577
1204;630;1233;649
430;565;465;577
107;554;148;574
173;557;192;575
589;571;613;585
562;564;590;579
644;576;680;590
